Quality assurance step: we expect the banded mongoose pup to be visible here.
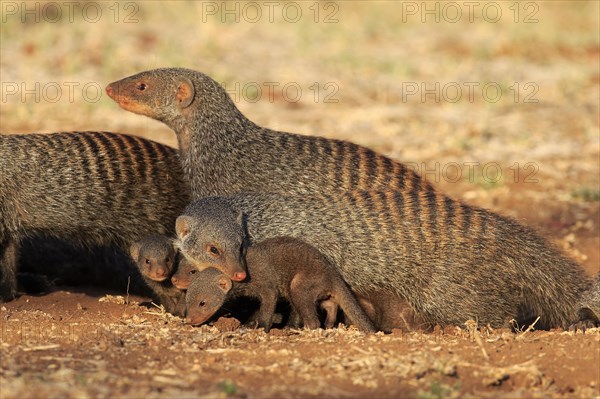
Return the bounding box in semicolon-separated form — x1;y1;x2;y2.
105;68;433;199
573;275;600;330
184;236;376;332
171;258;290;326
176;194;593;330
320;290;426;332
353;292;427;333
170;254;197;290
0;131;190;302
130;235;186;316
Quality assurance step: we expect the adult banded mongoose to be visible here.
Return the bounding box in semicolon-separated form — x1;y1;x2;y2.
130;235;186;316
174;208;249;282
0;131;190;302
105;68;432;199
176;194;592;330
185;237;375;332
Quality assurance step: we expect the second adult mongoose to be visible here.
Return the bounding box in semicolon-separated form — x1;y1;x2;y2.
185;237;376;332
130;235;186;316
105;68;432;200
0;131;191;302
176;193;592;330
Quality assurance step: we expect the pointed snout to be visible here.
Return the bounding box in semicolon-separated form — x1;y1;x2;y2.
232;271;247;282
105;83;115;99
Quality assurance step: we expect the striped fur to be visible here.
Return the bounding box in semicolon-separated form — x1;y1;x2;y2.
107;68;432;199
0;131;190;301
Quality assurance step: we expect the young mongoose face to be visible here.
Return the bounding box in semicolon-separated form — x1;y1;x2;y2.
170;257;197;290
175;199;248;282
185;268;232;326
105;69;197;124
130;236;176;282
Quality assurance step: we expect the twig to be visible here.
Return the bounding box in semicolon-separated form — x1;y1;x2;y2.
126;276;131;305
516;316;540;341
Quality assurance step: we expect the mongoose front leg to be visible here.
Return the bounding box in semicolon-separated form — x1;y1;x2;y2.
0;239;19;302
172;292;188;317
256;290;279;332
162;291;186;317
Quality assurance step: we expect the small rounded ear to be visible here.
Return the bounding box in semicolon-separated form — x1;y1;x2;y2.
175;216;191;239
176;77;195;108
130;242;140;261
217;275;233;293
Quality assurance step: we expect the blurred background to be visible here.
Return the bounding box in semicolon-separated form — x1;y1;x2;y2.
1;1;598;275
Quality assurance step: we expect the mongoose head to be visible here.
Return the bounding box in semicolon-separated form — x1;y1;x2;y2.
576;274;600;327
175;197;248;282
130;235;176;282
170;256;197;290
105;68;238;127
186;267;231;326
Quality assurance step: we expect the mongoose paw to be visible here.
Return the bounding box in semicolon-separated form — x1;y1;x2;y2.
0;287;18;302
254;318;273;333
570;308;600;333
569;319;600;333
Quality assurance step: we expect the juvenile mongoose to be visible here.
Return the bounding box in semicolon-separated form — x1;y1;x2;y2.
573;275;600;330
185;237;376;332
105;68;432;199
170;254;197;290
0;131;190;302
130;235;186;316
321;291;426;333
354;292;427;333
176;194;592;330
171;261;294;327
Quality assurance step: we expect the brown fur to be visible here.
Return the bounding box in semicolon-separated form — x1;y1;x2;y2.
186;237;375;332
130;235;186;316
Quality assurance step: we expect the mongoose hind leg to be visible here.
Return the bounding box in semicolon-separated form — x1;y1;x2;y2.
320;299;339;329
0;239;19;302
289;275;322;329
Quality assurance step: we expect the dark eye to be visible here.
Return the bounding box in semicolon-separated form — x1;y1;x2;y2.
137;83;146;91
199;300;206;307
189;269;197;275
145;259;151;264
165;257;171;263
209;246;220;256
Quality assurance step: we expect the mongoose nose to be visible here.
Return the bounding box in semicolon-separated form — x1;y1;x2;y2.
232;271;247;282
105;85;114;98
155;268;166;277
